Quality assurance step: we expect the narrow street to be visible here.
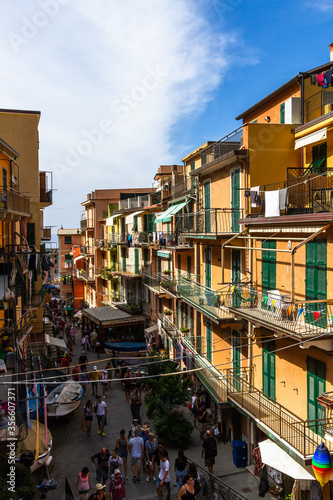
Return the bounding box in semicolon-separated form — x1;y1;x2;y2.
41;328;261;500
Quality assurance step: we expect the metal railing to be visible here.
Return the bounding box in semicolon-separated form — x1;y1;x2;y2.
178;278;236;322
80;219;93;230
227;286;333;338
202;127;243;165
304;88;333;123
41;226;52;241
225;370;329;458
0;186;30;214
186;458;248;500
119;195;149;210
249;169;333;217
176;208;244;235
157;311;179;339
77;269;95;281
173;174;193;198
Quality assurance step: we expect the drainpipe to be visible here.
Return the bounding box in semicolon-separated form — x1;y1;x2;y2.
290;224;331;302
221;229;247;283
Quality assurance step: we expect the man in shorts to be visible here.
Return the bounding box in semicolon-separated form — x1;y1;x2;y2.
129;428;144;483
156;449;171;500
95;395;107;436
91;447;111;485
90;365;100;396
202;429;218;474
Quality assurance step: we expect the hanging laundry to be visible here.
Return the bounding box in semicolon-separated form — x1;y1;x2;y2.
324;69;333;86
250;186;261;207
317;74;327;87
265;190;280;217
279;188;289;211
311;74;318;86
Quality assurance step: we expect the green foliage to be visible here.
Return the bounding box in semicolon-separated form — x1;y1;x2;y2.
154;410;193;448
144;358;193;445
0;465;36;500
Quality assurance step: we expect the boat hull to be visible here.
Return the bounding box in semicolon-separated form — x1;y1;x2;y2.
47;399;81;417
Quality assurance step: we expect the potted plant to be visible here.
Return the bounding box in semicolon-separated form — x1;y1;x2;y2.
180;327;190;333
162;269;171;275
164;309;173;316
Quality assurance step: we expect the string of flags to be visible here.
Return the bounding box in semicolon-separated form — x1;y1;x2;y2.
230;286;329;324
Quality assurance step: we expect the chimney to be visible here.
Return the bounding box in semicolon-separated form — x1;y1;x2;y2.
330;42;333;62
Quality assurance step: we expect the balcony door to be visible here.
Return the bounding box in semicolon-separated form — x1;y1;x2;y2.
305;240;327;328
205;246;211;289
307;357;325;435
262;339;275;400
134;248;139;275
232;331;241;391
231;168;240;232
232;250;241;307
262;241;276;310
204;180;211;233
206;318;212;362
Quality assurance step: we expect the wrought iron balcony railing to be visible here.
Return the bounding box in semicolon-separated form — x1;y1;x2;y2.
178;278;236;323
201;126;243;165
248;168;333;218
225;370;330;459
0;186;30;215
176;208;243;235
228;286;333;339
119;195;149;210
77;269;95;281
304;87;333;123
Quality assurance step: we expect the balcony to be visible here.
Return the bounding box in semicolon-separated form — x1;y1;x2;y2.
247;167;333;220
119;195;149;210
304;87;333;123
100;265;119;280
0;187;30;218
83;245;94;256
77;269;95;282
80;219;93;231
178;278;239;324
39;171;53;207
225;370;330;462
228;286;333;339
173;174;193;198
157;311;179;340
41;226;52;241
201;127;243;165
113;261;142;278
176;208;244;237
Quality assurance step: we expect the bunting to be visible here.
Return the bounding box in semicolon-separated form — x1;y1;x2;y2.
288;305;293;316
297;308;304;318
313;311;320;322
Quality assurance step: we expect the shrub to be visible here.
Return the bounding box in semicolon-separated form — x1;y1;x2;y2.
154;410;193;448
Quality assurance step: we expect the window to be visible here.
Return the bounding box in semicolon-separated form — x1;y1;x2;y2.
190;161;195;171
65;236;72;244
201;154;207;166
280;103;285;124
65;253;72;268
27;223;35;245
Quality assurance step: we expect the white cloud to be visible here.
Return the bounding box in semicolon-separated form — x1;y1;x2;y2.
0;0;246;232
304;0;333;11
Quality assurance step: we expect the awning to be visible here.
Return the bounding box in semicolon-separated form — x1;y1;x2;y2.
63;306;74;311
74;255;85;264
44;334;67;349
156;250;171;258
258;440;315;480
144;324;158;334
295;127;327;150
125;211;144;224
155;201;187;223
106;214;121;226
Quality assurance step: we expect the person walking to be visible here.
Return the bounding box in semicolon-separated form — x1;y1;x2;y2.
82;399;94;437
139;423;149;472
90;483;107;500
201;429;217;474
128;428;144;483
145;432;157;482
108;449;123;479
128;419;140;439
174;450;187;491
116;429;129;479
95;395;107;436
129;388;141;423
79;350;88;371
178;475;196;500
90;329;98;351
151;442;168;481
156;449;171;500
197;403;207;443
79;367;89;396
91;448;111;485
76;466;92;500
106;361;113;390
101;370;108;398
109;469;126;500
90;366;101;396
124;369;132;401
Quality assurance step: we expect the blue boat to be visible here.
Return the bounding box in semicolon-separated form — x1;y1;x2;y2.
103;341;146;364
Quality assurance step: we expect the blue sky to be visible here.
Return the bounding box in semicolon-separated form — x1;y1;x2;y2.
0;0;332;236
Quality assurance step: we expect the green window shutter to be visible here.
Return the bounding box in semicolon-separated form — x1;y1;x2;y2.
306;240;327;327
201;154;206;166
147;214;154;233
133;216;138;232
190;161;195;171
262;340;275;400
204;181;211;232
262;241;276;293
178;254;181;280
157;257;162;274
27;223;35;245
134;248;139;274
187;256;191;277
307;357;326;434
231;169;240;232
205;247;211;288
159;297;162;313
206;318;212;362
280;103;285;124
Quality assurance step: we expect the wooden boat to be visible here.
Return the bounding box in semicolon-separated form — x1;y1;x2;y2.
46;382;83;417
15;420;52;472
